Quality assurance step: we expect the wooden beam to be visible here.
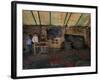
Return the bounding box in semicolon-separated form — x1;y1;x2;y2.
64;13;68;25
49;12;51;25
30;11;37;25
75;13;83;26
65;13;72;26
85;16;90;27
37;11;41;25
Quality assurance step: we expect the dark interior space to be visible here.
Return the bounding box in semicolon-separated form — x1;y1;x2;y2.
23;26;91;69
22;11;91;69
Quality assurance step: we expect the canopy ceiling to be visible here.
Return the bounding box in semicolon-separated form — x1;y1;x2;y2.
23;10;90;27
